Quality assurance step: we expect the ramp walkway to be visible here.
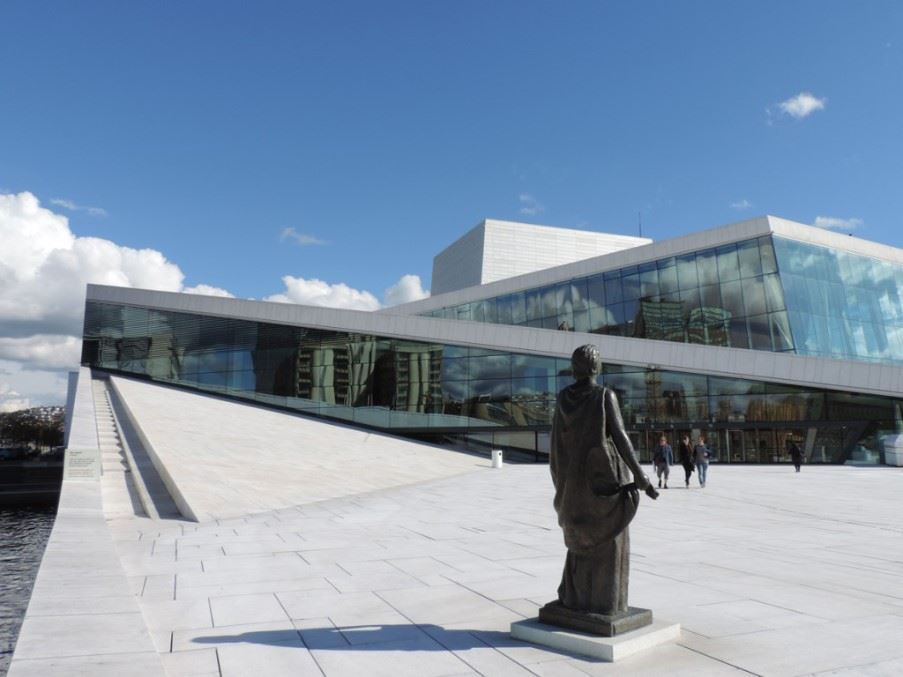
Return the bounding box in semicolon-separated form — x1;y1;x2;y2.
107;375;484;522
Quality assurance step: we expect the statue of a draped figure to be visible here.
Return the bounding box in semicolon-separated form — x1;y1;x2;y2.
539;344;659;637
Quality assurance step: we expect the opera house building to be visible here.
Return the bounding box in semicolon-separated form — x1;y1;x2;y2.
80;216;903;466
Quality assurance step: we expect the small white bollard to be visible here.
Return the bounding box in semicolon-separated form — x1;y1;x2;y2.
491;449;503;469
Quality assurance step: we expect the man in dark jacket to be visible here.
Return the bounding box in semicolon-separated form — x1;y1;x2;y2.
788;437;803;472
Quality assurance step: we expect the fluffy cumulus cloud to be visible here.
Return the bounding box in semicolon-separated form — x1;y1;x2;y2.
265;273;430;311
779;92;826;119
0;191;428;411
0;191;232;411
813;215;864;231
0;335;82;371
384;274;429;306
265;276;381;310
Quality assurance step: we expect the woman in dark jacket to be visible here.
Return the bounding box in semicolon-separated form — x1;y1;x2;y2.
678;434;694;487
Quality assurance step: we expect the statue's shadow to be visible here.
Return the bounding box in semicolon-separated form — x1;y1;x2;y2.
193;623;538;652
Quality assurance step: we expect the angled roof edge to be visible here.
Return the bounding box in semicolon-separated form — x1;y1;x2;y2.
481;218;652;244
394;215;903;316
85;283;903;399
767;216;903;265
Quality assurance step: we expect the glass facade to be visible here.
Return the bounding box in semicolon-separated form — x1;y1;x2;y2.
423;236;794;353
81;300;900;465
81;301;570;435
774;237;903;364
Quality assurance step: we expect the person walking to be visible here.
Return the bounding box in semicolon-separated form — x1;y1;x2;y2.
694;435;711;487
653;435;673;489
788;437;802;472
678;434;694;487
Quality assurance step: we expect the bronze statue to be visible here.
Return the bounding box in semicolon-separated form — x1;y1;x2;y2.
539;344;659;636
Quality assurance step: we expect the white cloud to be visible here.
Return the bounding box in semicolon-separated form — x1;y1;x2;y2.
813;215;863;231
50;197;108;217
0;191;232;409
776;92;826;119
280;227;327;246
182;284;234;298
0;360;69;412
518;193;544;216
265;273;430;311
0;335;82;371
0;383;31;413
265;276;382;311
730;199;752;210
384;274;429;306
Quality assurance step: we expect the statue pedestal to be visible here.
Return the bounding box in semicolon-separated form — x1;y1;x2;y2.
510;617;680;662
538;601;652;636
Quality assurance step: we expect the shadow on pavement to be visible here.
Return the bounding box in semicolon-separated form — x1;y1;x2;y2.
193;623;537;652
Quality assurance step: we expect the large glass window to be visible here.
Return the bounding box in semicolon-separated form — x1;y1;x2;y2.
774;236;903;364
82;299;901;465
421;236;798;354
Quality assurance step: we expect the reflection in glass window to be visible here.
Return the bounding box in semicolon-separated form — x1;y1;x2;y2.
748;314;772;351
696;249;719;287
525;289;543;321
542;286;558;318
658;260;679;295
743;277;767;316
570;278;589;312
716;244;740;283
604;271;623;305
676;254;698;290
469;354;511;380
82;296;903;464
720;280;744;318
738;240;762;278
774;236;903;364
420;237;800;354
639;266;659;299
622;273;641;301
587;275;605;314
770;312;794;351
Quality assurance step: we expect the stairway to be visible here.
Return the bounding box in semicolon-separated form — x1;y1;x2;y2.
93;378;145;518
92;377;182;520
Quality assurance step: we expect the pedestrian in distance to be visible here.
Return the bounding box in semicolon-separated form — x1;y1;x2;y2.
678;434;694;487
788;437;802;472
694;435;711;487
653;435;673;489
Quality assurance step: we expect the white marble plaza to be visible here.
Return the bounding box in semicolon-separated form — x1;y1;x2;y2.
10;378;903;676
110;463;903;677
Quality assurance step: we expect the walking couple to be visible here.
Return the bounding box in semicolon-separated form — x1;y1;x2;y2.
674;434;711;488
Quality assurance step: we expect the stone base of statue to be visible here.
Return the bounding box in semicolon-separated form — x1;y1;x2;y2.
538;601;652;636
511;613;680;662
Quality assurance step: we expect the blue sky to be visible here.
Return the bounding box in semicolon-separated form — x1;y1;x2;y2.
1;1;901;406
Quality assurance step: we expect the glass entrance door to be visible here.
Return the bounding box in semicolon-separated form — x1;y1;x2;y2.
722;429;744;463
